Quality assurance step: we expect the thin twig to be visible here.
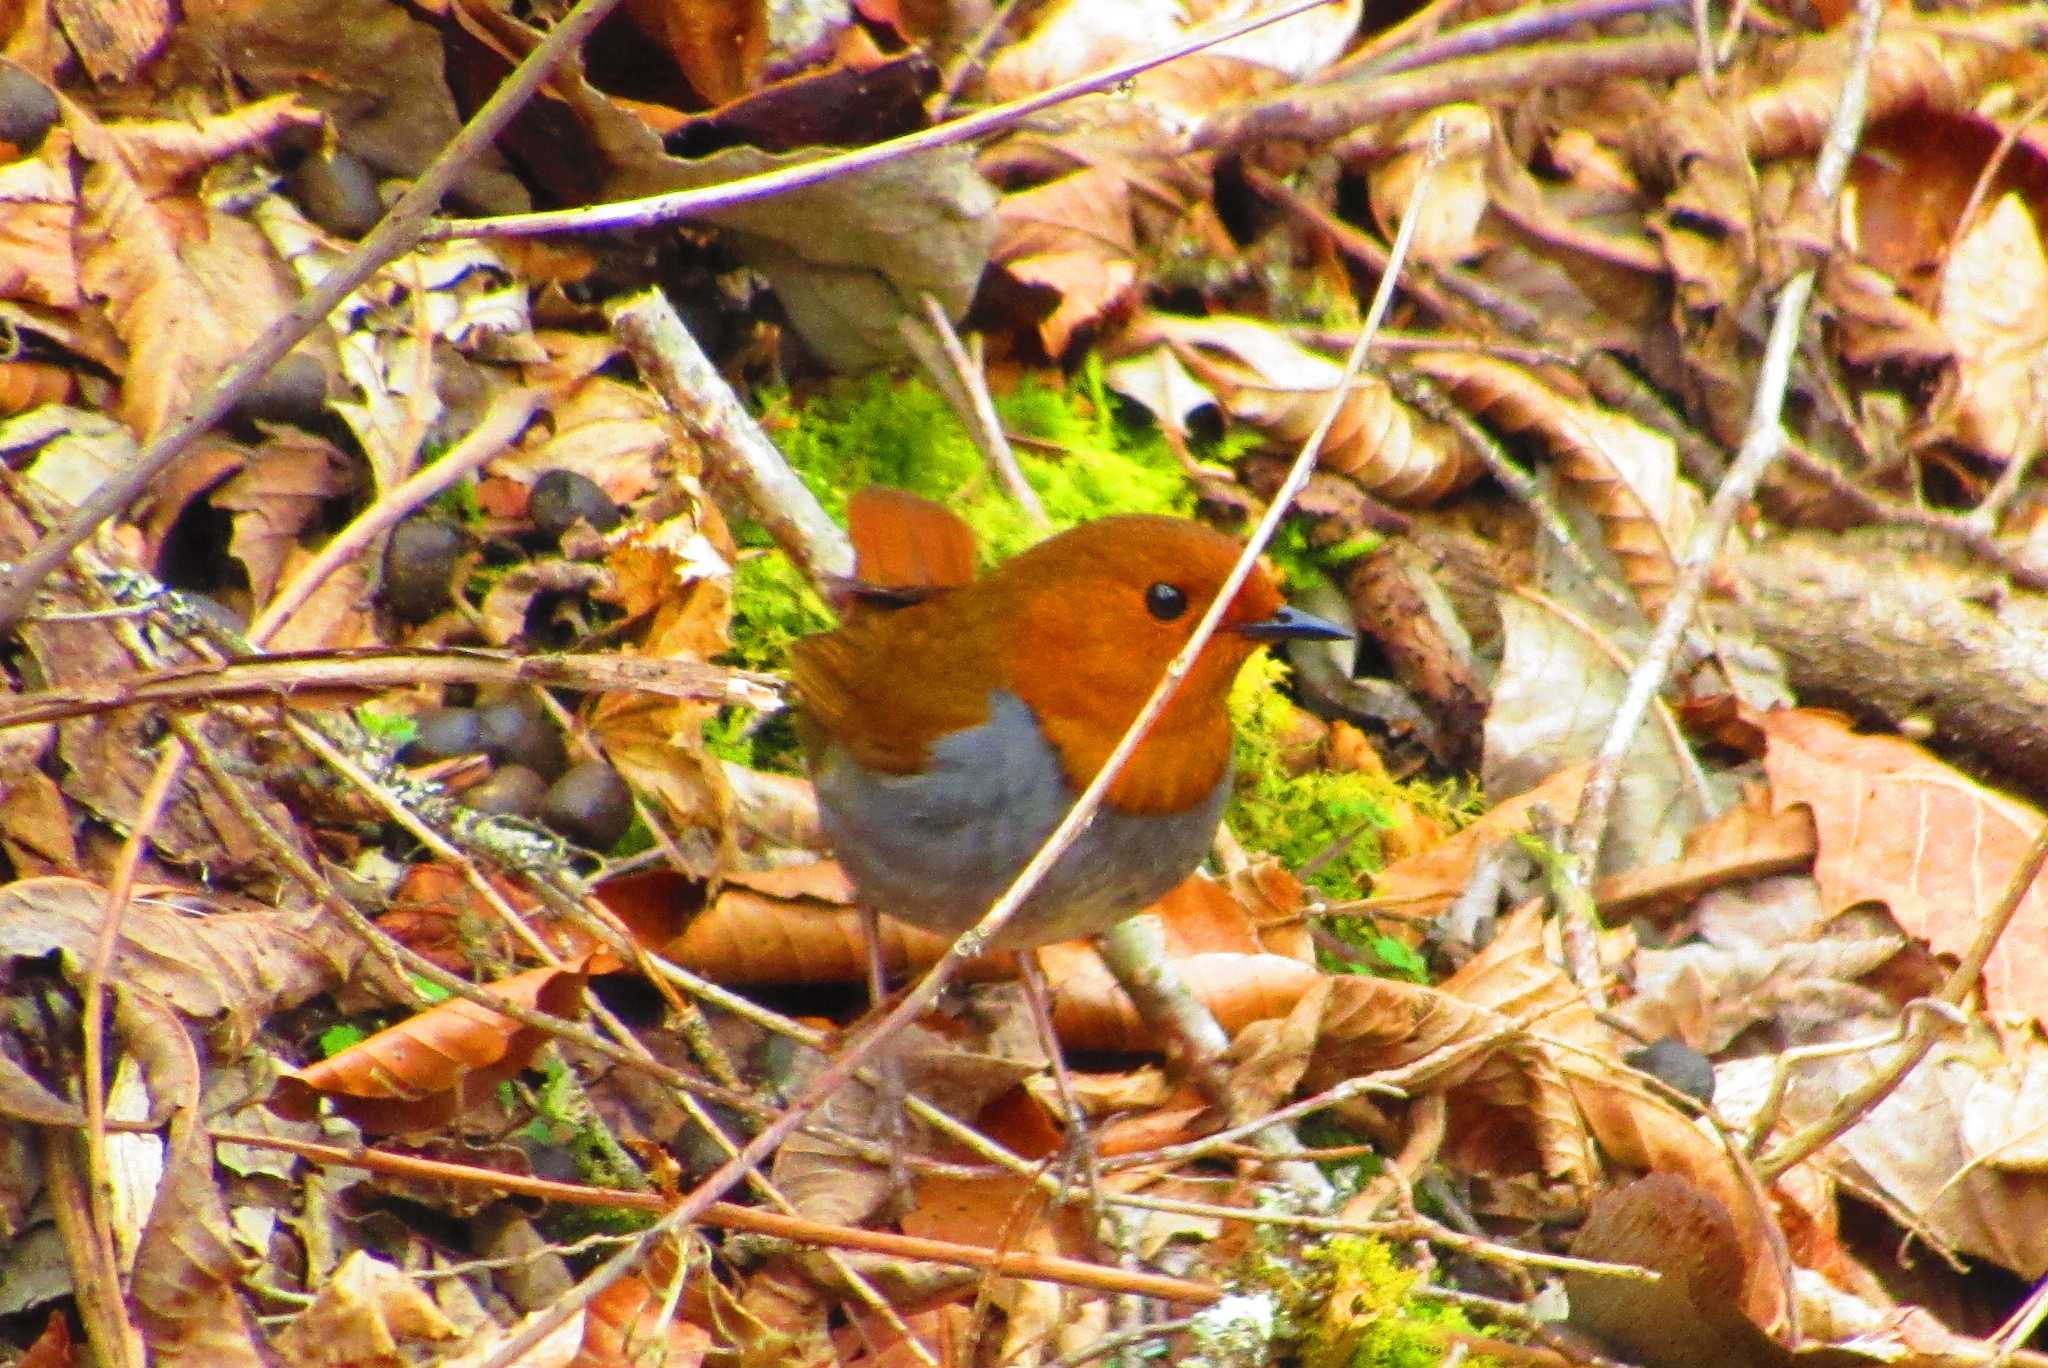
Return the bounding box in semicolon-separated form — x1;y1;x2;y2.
1561;0;1886;992
204;1129;1220;1306
1757;817;2048;1181
914;293;1047;525
0;0;629;631
931;0;1029;118
432;0;1347;242
609;291;853;585
1327;0;1682;82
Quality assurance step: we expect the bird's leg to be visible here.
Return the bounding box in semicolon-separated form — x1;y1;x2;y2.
1018;951;1106;1241
860;902;915;1212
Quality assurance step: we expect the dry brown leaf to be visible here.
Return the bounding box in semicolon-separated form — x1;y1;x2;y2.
622;0;765;107
1593;784;1818;923
271;1252;462;1368
124;988;269;1368
171;0;528;213
1370;764;1591;922
1486;595;1713;873
654;868;962;985
209;430;356;606
1139;313;1483;505
487;371;680;508
1738;13;2048;166
1761;709;2048;1028
0;878;350;1050
1369;106;1492;266
1564;1174;1789;1367
1481;130;1667;333
1445;904;1787;1328
1410;350;1690;617
991;167;1140;356
1040;947;1319;1053
0;127;80;309
69;97;318;440
269;962;590;1134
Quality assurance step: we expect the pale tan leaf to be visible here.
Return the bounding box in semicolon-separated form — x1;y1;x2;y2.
1934;193;2048;464
1485;595;1715;874
271;1252;461;1368
1761;709;2048;1028
0;126;79;309
1369;105;1493;266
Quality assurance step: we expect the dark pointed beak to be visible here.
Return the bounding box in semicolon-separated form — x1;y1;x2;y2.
1235;604;1352;643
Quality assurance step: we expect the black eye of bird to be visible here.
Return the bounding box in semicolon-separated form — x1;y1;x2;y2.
1145;582;1188;621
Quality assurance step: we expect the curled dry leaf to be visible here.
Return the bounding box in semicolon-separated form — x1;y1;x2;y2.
69;97;320;441
1408;350;1690;618
1041;947;1320;1054
645;862;965;985
1736;12;2048;166
992;166;1141;357
269;962;590;1134
1136;313;1484;505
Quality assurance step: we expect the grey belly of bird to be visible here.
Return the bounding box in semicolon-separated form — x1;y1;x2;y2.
814;690;1229;949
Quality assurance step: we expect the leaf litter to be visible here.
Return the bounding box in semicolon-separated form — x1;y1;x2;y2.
3;0;2048;1363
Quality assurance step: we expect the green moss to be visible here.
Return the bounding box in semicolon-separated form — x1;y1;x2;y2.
752;369;1207;561
1227;653;1390;906
1296;1237;1504;1368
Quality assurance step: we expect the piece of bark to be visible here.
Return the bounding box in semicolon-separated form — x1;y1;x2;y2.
1727;531;2048;791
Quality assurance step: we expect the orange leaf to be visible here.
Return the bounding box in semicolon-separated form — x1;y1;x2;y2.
271;963;588;1133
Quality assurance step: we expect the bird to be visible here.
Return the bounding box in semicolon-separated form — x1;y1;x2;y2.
791;487;1350;952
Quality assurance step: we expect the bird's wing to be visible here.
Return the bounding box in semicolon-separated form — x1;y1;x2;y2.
789;609;996;776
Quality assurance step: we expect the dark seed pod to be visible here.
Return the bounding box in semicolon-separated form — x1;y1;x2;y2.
528;469;622;540
0;64;59;153
541;761;634;849
476;699;567;780
1625;1036;1716;1106
465;764;549;818
383;517;465;622
230;353;329;427
408;706;483;762
288;147;383;238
